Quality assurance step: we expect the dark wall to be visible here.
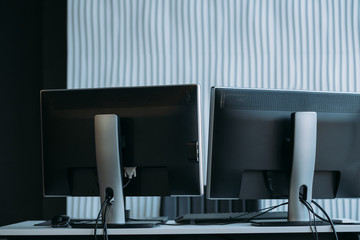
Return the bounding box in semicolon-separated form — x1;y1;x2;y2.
0;0;66;226
42;0;67;90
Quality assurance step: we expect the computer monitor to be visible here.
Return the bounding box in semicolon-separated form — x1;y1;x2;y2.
207;87;360;224
41;84;203;225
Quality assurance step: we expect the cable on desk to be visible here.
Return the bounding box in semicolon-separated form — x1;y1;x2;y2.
231;201;289;222
300;199;338;240
94;198;107;240
93;179;132;240
312;200;338;240
300;199;318;240
103;202;112;240
94;187;115;240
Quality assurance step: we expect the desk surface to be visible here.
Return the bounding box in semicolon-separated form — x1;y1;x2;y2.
1;221;360;236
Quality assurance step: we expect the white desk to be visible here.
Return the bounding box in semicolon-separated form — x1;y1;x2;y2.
1;220;360;240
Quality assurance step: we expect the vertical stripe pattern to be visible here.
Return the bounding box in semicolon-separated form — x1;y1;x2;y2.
67;0;360;219
262;199;360;221
67;196;161;219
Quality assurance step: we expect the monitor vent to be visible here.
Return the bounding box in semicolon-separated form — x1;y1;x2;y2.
217;89;360;113
42;85;198;110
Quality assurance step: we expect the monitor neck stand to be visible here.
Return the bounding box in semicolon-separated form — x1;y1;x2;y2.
253;112;322;226
288;112;317;223
95;114;126;225
94;114;156;228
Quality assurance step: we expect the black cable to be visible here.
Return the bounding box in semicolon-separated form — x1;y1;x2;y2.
94;188;115;240
103;188;115;240
247;201;289;222
300;199;318;240
231;201;289;222
312;200;339;240
103;203;112;240
311;211;330;222
298;193;328;222
254;201;289;214
299;196;328;222
123;179;131;189
94;199;108;240
306;201;318;240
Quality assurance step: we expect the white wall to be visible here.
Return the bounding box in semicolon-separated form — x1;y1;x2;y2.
67;0;360;219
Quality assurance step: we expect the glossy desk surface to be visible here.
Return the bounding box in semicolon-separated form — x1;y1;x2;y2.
1;220;360;236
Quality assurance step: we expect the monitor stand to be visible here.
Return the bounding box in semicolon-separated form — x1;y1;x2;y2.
253;112;321;226
91;114;157;228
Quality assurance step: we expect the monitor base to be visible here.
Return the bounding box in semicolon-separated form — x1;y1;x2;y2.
70;220;161;228
251;219;342;227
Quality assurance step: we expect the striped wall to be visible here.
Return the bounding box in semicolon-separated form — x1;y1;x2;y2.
67;0;360;219
67;196;161;219
67;0;360;91
262;199;360;221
